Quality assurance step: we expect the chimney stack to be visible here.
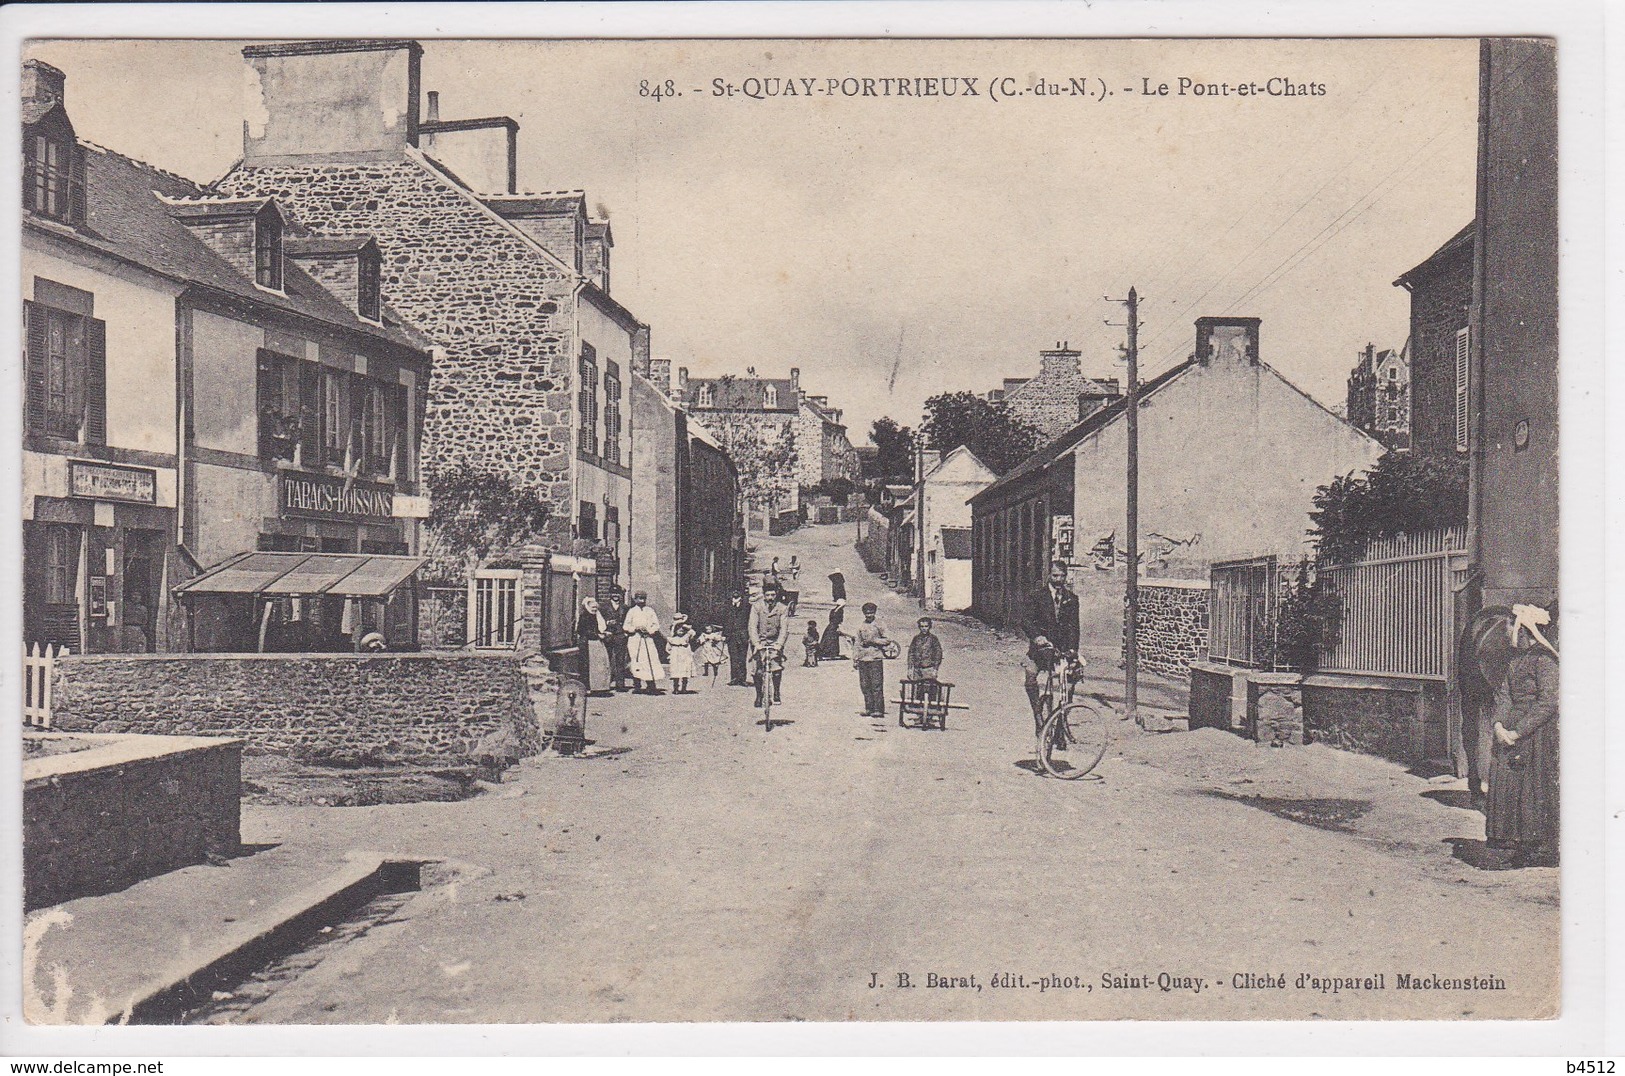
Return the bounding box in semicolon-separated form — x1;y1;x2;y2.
648;358;673;394
426;90;440;123
789;367;800;387
22;59;66;115
241;40;423;165
1038;342;1081;378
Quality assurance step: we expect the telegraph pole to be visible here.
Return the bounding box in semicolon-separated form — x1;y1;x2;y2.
1124;287;1141;726
1106;286;1143;726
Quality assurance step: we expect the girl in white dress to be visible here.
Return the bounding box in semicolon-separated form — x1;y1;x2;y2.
667;613;697;694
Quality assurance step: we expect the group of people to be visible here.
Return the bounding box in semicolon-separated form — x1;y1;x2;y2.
573;567;951;720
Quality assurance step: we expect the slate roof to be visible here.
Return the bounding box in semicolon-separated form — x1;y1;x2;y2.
686;375;800;413
285;235;376;255
28;142;423;354
484;191;586;217
971;358;1196;502
1393;221;1474;289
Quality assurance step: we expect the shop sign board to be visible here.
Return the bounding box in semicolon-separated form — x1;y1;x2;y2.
68;461;158;505
280;472;395;522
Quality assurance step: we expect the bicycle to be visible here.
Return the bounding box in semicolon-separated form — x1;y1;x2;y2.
1032;647;1111;780
753;643;784;732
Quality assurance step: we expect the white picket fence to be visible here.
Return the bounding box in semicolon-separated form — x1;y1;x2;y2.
23;643;68;728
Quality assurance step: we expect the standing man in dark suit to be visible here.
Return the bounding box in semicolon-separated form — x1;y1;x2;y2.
724;590;752;686
1023;559;1083;732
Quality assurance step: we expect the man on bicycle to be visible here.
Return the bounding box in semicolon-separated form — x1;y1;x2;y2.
748;579;791;708
1024;559;1083;734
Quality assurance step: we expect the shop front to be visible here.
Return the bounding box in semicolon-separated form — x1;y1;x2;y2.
23;458;178;654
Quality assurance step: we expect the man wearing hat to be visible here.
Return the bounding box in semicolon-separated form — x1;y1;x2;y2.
748;579;792;708
623;590;665;694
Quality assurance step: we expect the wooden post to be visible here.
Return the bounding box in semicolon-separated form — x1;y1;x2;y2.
1125;286;1141;725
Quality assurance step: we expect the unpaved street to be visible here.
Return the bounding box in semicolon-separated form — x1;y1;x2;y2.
228;523;1558;1023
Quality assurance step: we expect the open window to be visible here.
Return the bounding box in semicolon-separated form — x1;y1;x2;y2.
470;568;522;649
254;202;284;291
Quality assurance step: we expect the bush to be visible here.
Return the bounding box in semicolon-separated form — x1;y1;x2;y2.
1309;451;1467;566
1276;561;1343;672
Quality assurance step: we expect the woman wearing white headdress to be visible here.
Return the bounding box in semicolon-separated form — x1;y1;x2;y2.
623;590;666;694
1486;603;1560;868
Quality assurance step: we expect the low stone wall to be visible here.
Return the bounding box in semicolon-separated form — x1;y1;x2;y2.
1303;680;1435;765
1127;578;1210;677
1188;662;1236;731
51;652;540;768
25;733;241;910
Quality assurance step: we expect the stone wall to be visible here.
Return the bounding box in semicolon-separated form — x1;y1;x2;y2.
1128;579;1209;677
1302;681;1430;765
217;158;578;542
50;652;540;767
1404;236;1472;459
25;734;241;910
419;585;467;649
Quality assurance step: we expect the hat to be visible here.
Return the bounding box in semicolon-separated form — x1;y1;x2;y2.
673;613;689;624
633;589;648;600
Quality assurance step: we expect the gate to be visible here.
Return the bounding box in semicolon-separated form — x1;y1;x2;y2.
23;643;67;728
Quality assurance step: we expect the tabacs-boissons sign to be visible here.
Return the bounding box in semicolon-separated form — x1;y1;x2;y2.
280;473;395;521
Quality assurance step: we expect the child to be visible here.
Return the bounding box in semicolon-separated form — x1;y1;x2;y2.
697;624;726;685
907;617;943;681
667;613;697;694
803;619;821;667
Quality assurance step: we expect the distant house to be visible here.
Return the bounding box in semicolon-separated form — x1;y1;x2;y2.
995;342;1121;441
911;446;996;611
673;365;856;532
1345;342;1411;451
1395;222;1473;460
970;316;1382;642
937;527;974;612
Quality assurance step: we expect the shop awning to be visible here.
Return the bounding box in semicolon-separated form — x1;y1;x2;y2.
174;552;426;599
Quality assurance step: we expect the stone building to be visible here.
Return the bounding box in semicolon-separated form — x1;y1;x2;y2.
21;59;433;656
971;316;1382;666
996;342;1122;442
1345;342;1411;451
1394;222;1473;460
672;365;855;532
907;446;996;611
214;39;653;652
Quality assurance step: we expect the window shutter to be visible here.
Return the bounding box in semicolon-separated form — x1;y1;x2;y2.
84;316;107;444
300;361;322;466
1454;327;1470;453
68;146;88;225
23;301;46;435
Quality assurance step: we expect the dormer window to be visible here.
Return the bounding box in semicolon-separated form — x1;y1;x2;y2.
764;384;778;409
697;383;714;408
358;247;381;322
24;129;84;225
254;204;284;291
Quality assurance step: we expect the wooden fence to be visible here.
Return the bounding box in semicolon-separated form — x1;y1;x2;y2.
23;643;67;728
1207;528;1468;679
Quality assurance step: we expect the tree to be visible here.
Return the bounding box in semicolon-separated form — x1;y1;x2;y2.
694;419;797;541
1309;451;1469;566
421;463;553;584
868;417;915;481
921;391;1042;475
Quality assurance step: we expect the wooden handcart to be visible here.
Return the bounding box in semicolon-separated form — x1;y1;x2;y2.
894;678;966;731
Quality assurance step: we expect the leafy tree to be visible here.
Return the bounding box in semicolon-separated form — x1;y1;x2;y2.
1309;451;1469;566
921;391;1042;474
421;463;553;584
868;417;915;481
1275;560;1344;672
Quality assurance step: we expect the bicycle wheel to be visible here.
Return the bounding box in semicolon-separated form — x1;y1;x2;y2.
1039;697;1111;779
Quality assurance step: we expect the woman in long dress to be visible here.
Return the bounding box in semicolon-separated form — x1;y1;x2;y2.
667;613;697;694
1486;603;1560;868
575;597;612;695
818;597;847;660
623;590;666;694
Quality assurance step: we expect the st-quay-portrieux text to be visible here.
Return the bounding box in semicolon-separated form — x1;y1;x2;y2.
636;75;1329;102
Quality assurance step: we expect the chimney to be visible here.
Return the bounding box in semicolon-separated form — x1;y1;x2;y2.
583;219;613;292
286;235;382;319
241;40;423;165
648;358;672;394
420;93;519;196
677;367;690;397
22;59;67;117
1038;342;1081;379
631;325;651;378
1194;316;1262;366
789;367;800;387
920;449;942;477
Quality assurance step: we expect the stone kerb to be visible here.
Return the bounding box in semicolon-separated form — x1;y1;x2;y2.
50;652;540;769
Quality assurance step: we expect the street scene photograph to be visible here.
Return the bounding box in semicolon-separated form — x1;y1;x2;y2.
11;31;1565;1029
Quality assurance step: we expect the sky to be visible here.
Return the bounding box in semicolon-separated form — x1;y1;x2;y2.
28;37;1479;443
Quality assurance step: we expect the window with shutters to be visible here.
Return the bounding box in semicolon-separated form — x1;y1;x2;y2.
24;129;84;225
24;300;104;443
578;343;599;457
603;366;623;465
45;524;78;605
578;499;599;541
1454;326;1470;453
256;349;304;462
357;248;382;322
323;368;351;466
604;503;621;547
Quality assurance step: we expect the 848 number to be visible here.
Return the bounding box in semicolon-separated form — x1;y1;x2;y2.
640;80;678;99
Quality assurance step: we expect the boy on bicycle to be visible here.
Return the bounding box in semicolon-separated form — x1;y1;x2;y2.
1024;559;1083;734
